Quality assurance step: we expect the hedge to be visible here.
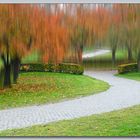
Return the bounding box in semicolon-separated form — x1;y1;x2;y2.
118;63;138;74
20;63;84;75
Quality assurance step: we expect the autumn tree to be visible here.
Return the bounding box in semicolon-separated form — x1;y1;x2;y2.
118;4;137;62
106;4;122;65
0;4;33;87
112;4;140;64
129;5;140;70
61;4;86;64
62;4;110;64
82;5;110;62
33;4;69;64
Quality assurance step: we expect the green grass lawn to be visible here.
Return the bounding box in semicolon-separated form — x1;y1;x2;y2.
117;72;140;81
0;72;109;110
1;105;140;136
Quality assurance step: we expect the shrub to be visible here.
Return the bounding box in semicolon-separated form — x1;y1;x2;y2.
118;63;138;74
20;63;84;75
20;63;45;72
59;63;84;74
44;64;60;72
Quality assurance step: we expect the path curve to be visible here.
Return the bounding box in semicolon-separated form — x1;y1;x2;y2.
0;51;140;131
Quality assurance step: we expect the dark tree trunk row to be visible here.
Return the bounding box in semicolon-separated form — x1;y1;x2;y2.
4;64;11;87
11;57;21;84
73;45;83;64
112;45;133;66
127;46;133;62
0;55;21;88
78;44;83;64
112;46;117;66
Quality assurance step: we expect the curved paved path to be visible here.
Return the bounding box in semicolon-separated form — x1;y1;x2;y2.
0;50;140;131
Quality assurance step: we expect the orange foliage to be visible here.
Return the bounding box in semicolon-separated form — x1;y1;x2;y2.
0;4;33;59
30;6;69;64
2;4;139;65
0;4;70;64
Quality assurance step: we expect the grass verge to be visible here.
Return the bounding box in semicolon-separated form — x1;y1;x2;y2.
117;72;140;81
0;105;140;136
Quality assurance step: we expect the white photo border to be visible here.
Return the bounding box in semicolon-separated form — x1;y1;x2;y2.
0;0;140;3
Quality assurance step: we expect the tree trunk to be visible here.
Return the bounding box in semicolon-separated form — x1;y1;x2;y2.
1;50;11;88
11;57;21;84
137;51;140;71
74;47;78;64
78;44;83;64
127;46;133;62
112;48;116;66
0;68;5;89
4;64;11;87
